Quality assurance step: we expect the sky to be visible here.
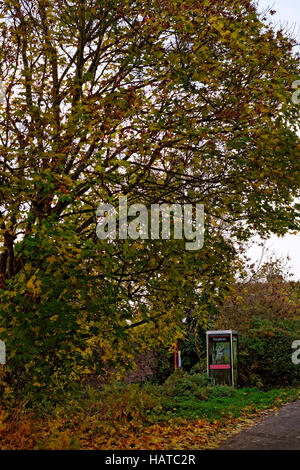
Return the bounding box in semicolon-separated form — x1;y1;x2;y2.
258;0;300;47
247;1;300;280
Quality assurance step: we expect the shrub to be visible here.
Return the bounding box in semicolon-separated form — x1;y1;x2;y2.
161;369;211;398
239;317;300;388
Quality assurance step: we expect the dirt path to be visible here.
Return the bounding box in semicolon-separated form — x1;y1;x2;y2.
216;400;300;450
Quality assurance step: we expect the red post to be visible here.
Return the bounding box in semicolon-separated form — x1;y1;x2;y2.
174;341;178;371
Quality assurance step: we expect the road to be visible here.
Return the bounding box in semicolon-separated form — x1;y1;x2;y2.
217;400;300;450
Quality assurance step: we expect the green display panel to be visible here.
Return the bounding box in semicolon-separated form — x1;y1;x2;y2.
208;336;231;386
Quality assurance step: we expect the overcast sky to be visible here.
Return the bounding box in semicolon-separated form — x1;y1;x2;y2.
246;1;300;280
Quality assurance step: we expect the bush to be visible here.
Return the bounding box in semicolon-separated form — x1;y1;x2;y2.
239;317;300;388
162;370;210;396
190;358;207;375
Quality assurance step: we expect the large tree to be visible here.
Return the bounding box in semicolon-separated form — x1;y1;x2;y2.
0;0;299;397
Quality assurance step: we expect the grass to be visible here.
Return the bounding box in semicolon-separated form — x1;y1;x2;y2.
0;370;299;449
161;386;299;422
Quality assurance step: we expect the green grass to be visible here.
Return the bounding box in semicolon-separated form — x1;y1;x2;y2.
144;370;298;423
160;385;299;422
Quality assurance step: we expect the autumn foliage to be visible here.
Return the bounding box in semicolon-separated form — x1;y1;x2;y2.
0;0;299;399
215;260;300;387
0;371;299;450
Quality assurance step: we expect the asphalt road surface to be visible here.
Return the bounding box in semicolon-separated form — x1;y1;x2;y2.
217;400;300;450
